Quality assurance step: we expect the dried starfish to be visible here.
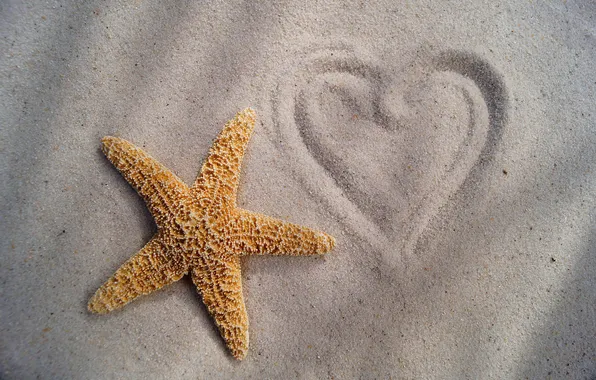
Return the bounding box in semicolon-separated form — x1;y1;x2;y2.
88;108;335;360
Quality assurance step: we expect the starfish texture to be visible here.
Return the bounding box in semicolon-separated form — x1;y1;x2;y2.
88;108;335;360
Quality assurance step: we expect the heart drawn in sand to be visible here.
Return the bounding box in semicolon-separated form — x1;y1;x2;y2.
267;45;508;267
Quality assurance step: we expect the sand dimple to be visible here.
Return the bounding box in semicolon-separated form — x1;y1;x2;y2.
268;44;509;267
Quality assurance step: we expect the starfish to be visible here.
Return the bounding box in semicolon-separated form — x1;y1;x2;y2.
88;108;335;360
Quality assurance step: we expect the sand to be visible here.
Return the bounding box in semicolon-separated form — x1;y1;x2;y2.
1;1;595;378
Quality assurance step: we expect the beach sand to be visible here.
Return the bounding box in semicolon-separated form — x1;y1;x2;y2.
1;1;595;378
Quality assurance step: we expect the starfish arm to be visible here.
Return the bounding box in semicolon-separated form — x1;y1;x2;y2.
191;108;256;208
230;209;336;256
102;136;189;228
191;255;249;360
88;235;187;314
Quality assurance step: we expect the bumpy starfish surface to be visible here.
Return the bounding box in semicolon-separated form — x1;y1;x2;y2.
88;108;335;360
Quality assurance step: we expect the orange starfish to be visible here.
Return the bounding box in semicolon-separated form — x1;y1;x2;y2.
88;108;335;359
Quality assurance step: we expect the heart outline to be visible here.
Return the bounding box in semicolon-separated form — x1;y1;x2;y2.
266;43;509;268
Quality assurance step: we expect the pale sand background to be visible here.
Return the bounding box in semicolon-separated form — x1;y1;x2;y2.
1;1;595;379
